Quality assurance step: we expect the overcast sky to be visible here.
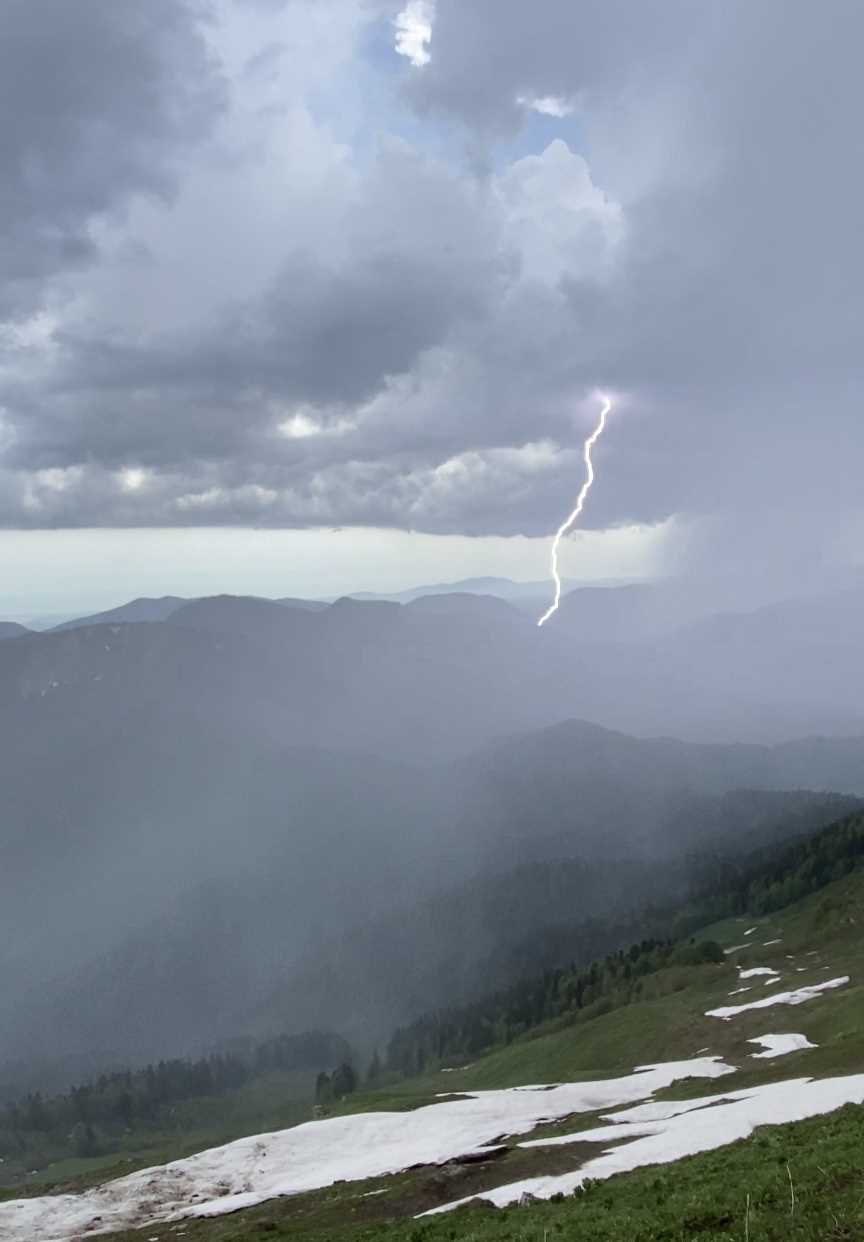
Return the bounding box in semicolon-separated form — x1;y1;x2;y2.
1;0;862;612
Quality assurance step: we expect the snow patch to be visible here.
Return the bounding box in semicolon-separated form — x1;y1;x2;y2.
748;1033;817;1059
422;1073;864;1215
739;967;779;979
706;976;849;1020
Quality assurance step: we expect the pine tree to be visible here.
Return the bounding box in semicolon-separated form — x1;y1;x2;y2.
314;1071;332;1105
331;1062;357;1098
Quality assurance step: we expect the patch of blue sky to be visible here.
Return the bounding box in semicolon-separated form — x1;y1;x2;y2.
334;15;590;178
498;109;589;168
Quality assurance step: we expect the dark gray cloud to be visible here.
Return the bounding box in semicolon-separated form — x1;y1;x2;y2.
4;139;504;465
401;0;864;546
405;0;698;134
1;0;863;568
0;0;223;315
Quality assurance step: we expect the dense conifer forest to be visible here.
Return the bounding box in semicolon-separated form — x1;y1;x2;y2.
387;809;864;1073
0;1031;349;1165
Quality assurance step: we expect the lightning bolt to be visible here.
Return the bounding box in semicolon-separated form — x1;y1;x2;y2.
537;393;613;627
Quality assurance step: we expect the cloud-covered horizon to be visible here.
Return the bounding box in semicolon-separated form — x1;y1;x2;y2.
1;0;862;583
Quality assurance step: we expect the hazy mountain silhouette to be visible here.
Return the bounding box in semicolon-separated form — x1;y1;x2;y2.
0;622;29;639
51;596;188;631
345;575;562;603
274;596;329;611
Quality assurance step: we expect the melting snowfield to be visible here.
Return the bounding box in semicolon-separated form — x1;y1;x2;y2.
0;1059;734;1241
0;963;853;1239
417;967;854;1217
422;1073;864;1215
706;975;849;1020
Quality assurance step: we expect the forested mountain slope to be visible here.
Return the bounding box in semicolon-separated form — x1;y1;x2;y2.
5;589;864;1084
4;806;864;1240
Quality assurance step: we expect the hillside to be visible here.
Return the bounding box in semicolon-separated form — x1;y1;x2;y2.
3;762;854;1083
0;621;29;639
3;808;864;1239
51;597;188;631
259;789;857;1044
6;588;864;1080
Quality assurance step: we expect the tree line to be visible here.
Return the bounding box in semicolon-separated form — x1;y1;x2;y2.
0;1029;349;1161
387;808;864;1075
682;807;864;926
386;937;723;1076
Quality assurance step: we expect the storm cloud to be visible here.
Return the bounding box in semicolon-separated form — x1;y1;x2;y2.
0;0;223;314
1;0;862;575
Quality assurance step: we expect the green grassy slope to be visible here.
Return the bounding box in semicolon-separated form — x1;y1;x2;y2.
14;859;864;1241
95;1104;864;1241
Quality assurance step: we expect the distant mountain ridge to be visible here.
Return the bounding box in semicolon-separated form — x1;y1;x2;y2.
48;572;844;646
345;575;577;604
11;583;864;757
42;579;570;631
51;595;188;631
0;622;29;640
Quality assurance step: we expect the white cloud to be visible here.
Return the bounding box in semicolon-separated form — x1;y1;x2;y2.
20;467;86;515
279;411;324;439
405;441;567;522
517;93;574;117
277;410;356;440
394;1;434;68
0;311;60;351
175;484;279;512
119;467;147;492
495;139;624;284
